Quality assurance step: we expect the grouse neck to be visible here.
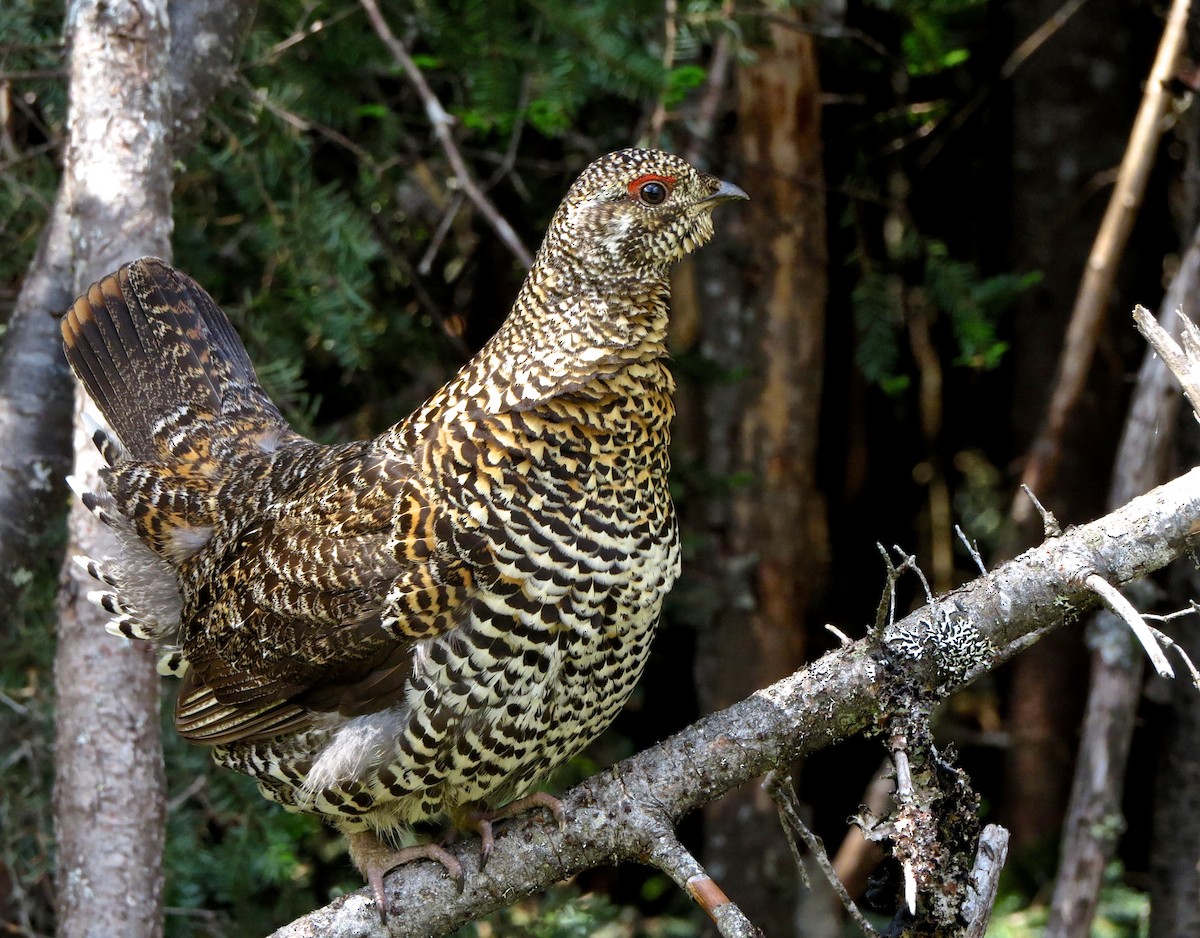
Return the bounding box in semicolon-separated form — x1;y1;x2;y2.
418;267;670;425
511;255;674;358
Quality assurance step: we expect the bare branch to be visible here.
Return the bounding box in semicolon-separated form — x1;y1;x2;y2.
1083;573;1174;678
269;465;1200;936
1133;303;1200;422
963;825;1011;938
765;772;879;938
358;0;533;269
647;830;762;937
1014;0;1192;523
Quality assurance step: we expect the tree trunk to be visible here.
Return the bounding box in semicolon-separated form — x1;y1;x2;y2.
0;0;254;625
1046;169;1200;938
1149;590;1200;938
0;194;75;620
1001;0;1137;855
51;1;254;934
692;11;829;933
53;2;174;933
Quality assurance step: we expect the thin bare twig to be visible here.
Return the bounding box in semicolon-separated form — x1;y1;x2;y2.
765;772;880;938
358;0;533;269
1020;484;1062;537
417;191;466;276
955;525;988;576
647;0;678;147
874;543;901;633
1083;573;1174;678
1144;623;1200;688
892;545;934;604
243;79;378;167
1014;0;1193;525
825;623;854;646
245;4;359;68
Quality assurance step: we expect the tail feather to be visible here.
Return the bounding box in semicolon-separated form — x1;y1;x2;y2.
61;258;301;650
61;256;291;463
82;406;126;467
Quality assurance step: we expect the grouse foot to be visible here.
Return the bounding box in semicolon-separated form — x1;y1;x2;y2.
466;792;567;867
347;830;464;922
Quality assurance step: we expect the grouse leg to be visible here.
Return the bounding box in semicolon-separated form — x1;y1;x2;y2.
466;792;567;868
347;830;465;922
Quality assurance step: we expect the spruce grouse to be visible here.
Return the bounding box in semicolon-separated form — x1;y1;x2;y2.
62;148;746;914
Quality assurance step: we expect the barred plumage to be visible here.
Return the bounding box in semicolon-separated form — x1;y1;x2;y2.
61;148;746;914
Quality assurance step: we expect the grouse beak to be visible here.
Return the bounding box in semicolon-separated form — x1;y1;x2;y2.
701;179;749;206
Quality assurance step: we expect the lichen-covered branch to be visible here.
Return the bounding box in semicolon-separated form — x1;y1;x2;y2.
271;464;1200;938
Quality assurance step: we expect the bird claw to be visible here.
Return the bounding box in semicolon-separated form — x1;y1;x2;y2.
467;791;566;870
347;831;465;921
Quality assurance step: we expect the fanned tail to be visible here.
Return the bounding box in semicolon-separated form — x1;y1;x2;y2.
60;257;302;647
61;256;291;463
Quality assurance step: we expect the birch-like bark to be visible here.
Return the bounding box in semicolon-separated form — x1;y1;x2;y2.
51;1;254;935
53;4;173;935
0;193;75;618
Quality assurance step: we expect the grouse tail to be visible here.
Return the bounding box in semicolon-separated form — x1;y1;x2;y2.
61;256;288;463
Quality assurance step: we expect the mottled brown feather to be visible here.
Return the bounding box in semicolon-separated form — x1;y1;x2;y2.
62;149;746;856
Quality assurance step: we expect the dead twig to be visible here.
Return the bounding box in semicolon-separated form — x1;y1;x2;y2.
1144;621;1200;689
358;0;533;269
1020;484;1061;537
1133;303;1200;422
765;772;880;938
955;525;988;576
1082;573;1174;678
1013;0;1192;527
648;829;762;937
963;825;1011;938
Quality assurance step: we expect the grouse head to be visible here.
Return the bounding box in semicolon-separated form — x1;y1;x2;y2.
542;148;748;283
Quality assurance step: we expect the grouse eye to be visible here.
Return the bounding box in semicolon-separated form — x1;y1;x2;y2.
627;173;676;206
638;181;669;205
